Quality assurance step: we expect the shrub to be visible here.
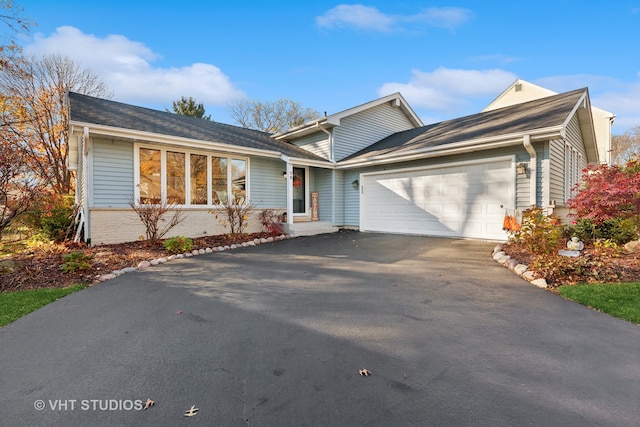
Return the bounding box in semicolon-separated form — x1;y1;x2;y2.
163;236;193;254
61;251;93;273
510;207;563;255
129;199;185;245
567;218;637;244
568;161;640;227
211;197;254;237
25;193;75;243
258;209;284;235
530;253;620;286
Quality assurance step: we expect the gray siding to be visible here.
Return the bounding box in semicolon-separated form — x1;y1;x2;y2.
515;151;531;210
312;168;333;222
539;142;549;207
334;170;345;226
92;138;134;207
334;103;416;161
566;114;588;169
291;131;331;161
250;158;286;208
549;139;565;205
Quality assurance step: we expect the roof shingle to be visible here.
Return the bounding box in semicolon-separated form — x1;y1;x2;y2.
67;92;327;162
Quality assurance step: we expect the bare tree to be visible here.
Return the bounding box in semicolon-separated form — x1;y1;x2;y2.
0;54;112;194
129;198;185;245
0;0;33;65
611;126;640;165
227;98;320;134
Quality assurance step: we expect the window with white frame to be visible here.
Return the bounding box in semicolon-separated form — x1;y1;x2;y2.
137;145;247;206
564;144;582;202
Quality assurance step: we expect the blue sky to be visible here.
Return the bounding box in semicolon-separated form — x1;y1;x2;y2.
17;1;640;133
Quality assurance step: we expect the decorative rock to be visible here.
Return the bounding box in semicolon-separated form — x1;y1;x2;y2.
0;259;19;274
497;254;511;264
493;244;504;254
492;251;506;260
505;258;519;269
230;244;237;249
254;238;261;245
241;242;248;247
218;246;225;251
624;240;640;252
522;271;536;281
205;247;213;253
137;260;151;270
224;245;230;250
168;255;177;261
531;278;548;288
514;264;529;275
185;253;193;257
98;273;117;282
260;238;268;243
176;254;184;259
112;269;125;276
266;237;274;243
192;250;200;256
567;236;584;251
150;259;160;266
157;257;168;264
558;250;580;257
198;249;206;255
122;267;137;273
247;241;256;246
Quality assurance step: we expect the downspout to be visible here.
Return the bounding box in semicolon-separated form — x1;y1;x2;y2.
280;154;293;225
77;127;90;243
523;134;537;207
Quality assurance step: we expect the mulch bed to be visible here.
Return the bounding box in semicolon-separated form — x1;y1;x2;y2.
0;233;275;293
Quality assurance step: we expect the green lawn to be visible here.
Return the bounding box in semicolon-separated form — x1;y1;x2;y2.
0;284;86;327
558;282;640;324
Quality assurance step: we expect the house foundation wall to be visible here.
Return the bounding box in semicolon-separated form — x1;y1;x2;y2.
89;208;265;246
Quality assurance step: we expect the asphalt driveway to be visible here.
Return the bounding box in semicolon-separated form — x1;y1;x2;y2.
2;231;640;426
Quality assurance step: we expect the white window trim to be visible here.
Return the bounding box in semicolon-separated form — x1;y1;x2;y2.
134;143;249;207
292;165;309;217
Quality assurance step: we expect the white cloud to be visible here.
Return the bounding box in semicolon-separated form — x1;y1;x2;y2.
316;4;395;32
23;26;244;106
316;4;472;33
378;67;517;112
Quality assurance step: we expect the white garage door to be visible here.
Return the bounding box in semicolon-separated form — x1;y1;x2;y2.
360;159;514;240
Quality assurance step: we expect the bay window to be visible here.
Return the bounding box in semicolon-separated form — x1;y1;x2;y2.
136;145;248;206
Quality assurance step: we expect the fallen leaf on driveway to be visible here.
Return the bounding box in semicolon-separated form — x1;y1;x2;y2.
184;405;199;417
358;368;372;377
143;399;155;410
175;310;182;315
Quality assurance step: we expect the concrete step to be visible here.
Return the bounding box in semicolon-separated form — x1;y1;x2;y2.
283;221;339;237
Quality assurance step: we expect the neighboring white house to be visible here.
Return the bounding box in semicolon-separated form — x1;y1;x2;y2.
67;81;607;245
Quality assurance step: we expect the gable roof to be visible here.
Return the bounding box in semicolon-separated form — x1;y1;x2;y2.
67;92;329;164
273;92;423;140
339;88;597;167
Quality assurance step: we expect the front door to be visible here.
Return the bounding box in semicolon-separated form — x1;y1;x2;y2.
293;167;306;215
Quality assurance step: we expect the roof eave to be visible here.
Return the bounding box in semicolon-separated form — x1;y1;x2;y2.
70;121;283;159
337;126;564;169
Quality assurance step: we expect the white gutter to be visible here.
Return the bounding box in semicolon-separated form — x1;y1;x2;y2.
70;121;283;159
523;134;537;207
337;125;563;169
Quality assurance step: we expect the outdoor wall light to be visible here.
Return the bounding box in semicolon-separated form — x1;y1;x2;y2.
516;162;528;175
352;179;359;189
282;171;287;180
